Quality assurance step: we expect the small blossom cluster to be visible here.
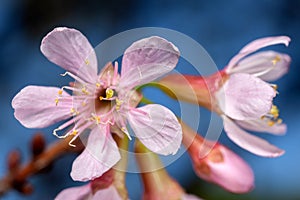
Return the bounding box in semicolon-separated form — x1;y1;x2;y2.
12;27;290;199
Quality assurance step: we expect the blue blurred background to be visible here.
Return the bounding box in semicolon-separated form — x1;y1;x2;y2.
0;0;299;199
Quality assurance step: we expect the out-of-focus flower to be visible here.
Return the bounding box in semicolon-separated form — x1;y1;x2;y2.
55;170;123;200
181;121;254;193
159;36;291;157
12;27;182;181
135;140;202;200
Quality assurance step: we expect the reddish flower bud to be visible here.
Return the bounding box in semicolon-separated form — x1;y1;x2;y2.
182;122;254;193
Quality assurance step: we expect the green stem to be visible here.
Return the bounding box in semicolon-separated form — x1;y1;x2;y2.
136;82;179;102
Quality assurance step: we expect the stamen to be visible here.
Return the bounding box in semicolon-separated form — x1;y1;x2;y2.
60;86;81;93
68;132;80;147
91;113;101;124
70;108;79;115
55;98;59;106
68;122;93;147
261;104;282;126
115;98;123;111
272;55;281;65
271;84;278;91
52;115;82;138
112;61;119;85
53;128;68;138
60;71;94;86
270;105;279;119
106;88;114;99
84;59;90;65
121;127;132;140
58;90;63;96
71;129;79;136
267;121;275;126
99;88;115;100
81;86;90;95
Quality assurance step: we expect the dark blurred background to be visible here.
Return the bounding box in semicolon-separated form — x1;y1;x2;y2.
1;0;300;199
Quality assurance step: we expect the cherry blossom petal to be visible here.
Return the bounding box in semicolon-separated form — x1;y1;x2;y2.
12;86;72;128
227;51;290;81
40;27;97;83
235;119;286;135
258;53;291;82
71;126;121;181
55;184;91;200
127;104;182;155
120;36;180;90
92;186;122;200
194;144;254;193
215;73;276;120
240;36;290;54
226;36;290;71
223;116;284;157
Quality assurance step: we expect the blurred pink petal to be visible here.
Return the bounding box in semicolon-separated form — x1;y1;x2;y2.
240;36;290;53
235;118;287;135
120;36;180;89
55;184;91;200
223;116;284;157
227;51;291;82
71;126;120;181
128;104;182;155
40;27;97;83
92;186;122;200
215;73;276;120
12;86;72;128
227;36;290;71
182;194;204;200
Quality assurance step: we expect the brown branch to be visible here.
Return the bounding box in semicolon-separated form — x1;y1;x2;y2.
0;133;84;197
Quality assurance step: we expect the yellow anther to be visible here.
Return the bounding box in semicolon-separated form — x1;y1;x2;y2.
95;116;101;124
58;90;63;95
81;87;89;95
71;129;78;136
96;82;101;87
99;96;104;100
270;105;279;119
271;84;278;91
106;88;114;99
277;118;283;124
268;121;275;126
116;98;123;106
85;59;90;65
82;101;86;107
55;98;59;106
272;55;281;65
70;108;79;115
115;98;123;111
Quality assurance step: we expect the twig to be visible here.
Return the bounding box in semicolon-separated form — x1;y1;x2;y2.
0;133;84;197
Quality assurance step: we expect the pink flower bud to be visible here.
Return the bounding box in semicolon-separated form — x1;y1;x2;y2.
182;122;254;193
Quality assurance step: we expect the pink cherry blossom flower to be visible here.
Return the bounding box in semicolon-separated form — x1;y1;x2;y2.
159;36;291;157
181;122;254;193
215;36;290;157
12;27;182;181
